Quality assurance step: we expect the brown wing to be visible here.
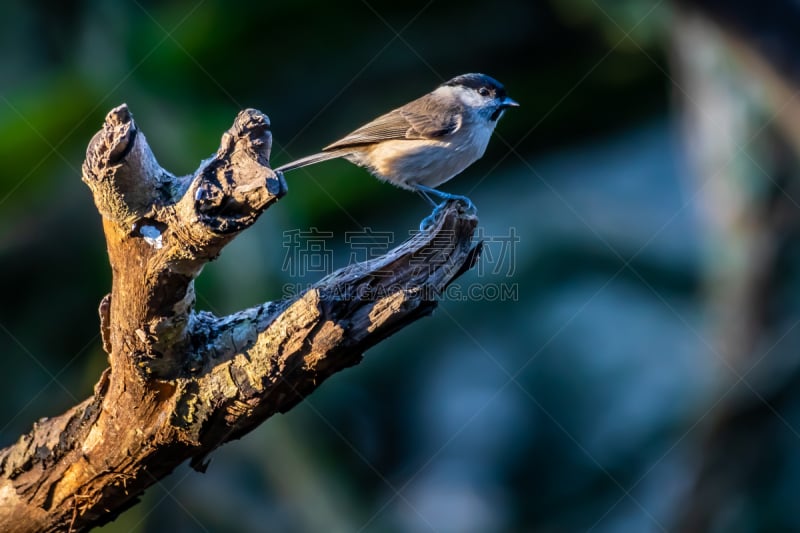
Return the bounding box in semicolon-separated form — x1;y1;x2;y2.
323;93;463;151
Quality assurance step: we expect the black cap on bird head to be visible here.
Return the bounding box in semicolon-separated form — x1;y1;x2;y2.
441;73;508;100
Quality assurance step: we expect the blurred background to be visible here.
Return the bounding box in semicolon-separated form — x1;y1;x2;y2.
2;0;800;531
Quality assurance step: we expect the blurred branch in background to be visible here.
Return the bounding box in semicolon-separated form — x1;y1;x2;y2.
671;1;800;530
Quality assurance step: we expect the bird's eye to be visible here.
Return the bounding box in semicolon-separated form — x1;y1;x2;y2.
478;87;491;97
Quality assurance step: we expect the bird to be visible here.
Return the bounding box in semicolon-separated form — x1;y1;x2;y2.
275;73;519;215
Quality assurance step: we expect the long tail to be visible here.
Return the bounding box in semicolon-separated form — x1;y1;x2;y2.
275;151;345;173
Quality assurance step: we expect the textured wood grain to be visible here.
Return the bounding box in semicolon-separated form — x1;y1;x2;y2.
0;105;480;532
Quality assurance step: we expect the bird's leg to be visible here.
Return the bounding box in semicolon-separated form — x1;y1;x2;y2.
415;185;476;231
415;185;476;212
419;210;441;231
416;188;439;208
416;188;444;230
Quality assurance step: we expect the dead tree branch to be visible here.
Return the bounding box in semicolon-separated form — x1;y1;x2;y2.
0;105;481;532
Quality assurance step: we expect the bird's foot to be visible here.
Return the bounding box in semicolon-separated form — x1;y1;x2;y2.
418;198;477;231
419;206;442;231
415;185;476;220
447;194;476;213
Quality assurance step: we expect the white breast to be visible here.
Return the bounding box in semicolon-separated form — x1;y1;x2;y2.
348;120;497;190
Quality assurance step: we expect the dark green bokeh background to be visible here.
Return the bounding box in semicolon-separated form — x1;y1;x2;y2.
0;0;754;531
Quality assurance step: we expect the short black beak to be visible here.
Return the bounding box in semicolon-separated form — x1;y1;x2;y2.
500;96;520;109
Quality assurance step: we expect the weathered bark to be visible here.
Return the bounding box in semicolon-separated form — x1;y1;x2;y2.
0;105;481;532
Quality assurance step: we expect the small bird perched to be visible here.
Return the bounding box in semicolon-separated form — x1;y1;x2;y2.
276;73;518;213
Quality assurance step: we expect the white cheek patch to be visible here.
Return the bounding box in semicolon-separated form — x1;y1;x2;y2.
434;85;485;108
458;88;486;107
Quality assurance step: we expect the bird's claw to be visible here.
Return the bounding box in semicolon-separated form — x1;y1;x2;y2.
418;198;477;231
437;195;477;215
419;202;443;231
419;214;437;231
453;196;476;214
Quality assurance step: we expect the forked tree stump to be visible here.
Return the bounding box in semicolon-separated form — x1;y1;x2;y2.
0;105;481;532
